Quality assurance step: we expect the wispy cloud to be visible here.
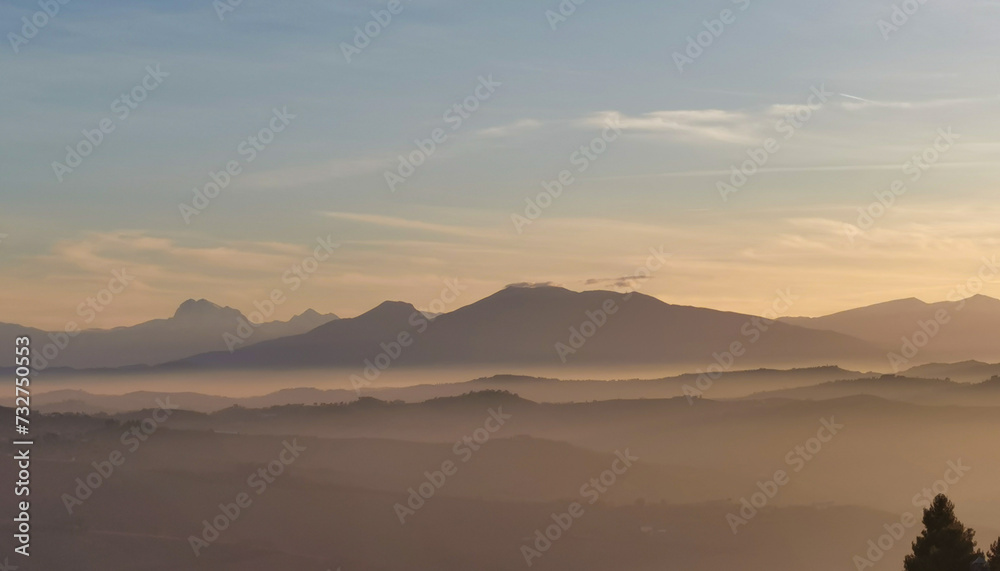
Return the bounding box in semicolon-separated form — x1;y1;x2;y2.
476;119;543;138
589;161;998;181
506;281;561;288
584;274;654;288
580;109;757;144
837;95;997;111
323;212;497;239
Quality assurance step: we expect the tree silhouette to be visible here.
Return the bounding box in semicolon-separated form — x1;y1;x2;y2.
904;494;981;571
987;538;1000;571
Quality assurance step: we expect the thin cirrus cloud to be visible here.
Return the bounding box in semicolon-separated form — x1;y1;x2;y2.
475;119;544;138
836;94;998;111
39;231;305;277
580;109;758;144
575;92;987;150
322;211;499;240
239;119;546;191
218;92;983;196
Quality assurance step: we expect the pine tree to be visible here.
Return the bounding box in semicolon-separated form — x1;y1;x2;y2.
987;538;1000;571
904;494;981;571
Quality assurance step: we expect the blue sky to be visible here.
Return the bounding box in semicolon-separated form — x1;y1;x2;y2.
3;0;1000;327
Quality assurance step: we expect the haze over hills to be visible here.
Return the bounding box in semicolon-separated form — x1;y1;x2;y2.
780;295;1000;365
13;366;871;413
902;360;1000;383
173;285;886;371
13;386;1000;571
0;299;338;370
20;390;1000;527
11;400;929;571
742;374;1000;407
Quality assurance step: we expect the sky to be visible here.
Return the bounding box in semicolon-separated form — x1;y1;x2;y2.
2;0;1000;329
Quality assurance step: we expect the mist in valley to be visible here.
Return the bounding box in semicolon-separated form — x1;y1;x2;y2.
6;362;1000;571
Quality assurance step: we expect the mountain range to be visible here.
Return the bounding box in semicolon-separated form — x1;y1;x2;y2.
6;287;1000;373
780;294;1000;364
0;299;338;370
174;286;883;370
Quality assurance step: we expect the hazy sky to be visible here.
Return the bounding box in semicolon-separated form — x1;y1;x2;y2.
3;0;1000;328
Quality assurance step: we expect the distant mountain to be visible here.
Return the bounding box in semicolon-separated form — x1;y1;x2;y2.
742;374;1000;406
10;366;868;413
26;289;1000;375
902;360;1000;383
0;299;338;370
780;295;1000;364
174;286;884;370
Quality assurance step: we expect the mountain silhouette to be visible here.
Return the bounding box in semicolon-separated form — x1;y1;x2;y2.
171;286;884;370
780;295;1000;363
0;300;338;369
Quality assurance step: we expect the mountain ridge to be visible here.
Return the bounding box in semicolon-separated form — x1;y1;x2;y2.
780;294;1000;363
168;285;885;371
0;299;338;369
